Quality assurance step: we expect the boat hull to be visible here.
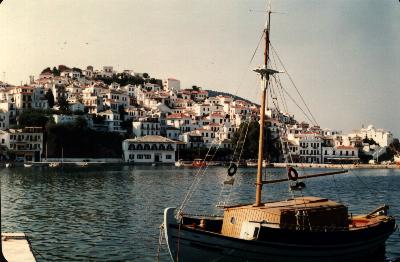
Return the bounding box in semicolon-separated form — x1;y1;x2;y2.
164;208;396;262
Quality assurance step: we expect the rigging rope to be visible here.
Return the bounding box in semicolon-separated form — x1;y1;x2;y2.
272;75;316;126
270;43;319;126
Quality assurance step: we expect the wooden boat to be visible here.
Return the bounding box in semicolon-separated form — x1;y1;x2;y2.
48;162;60;168
76;162;88;167
163;6;396;262
5;163;13;168
246;159;258;167
175;159;192;167
192;159;207;168
24;163;33;168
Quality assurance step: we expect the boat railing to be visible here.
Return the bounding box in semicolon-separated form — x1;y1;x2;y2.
180;213;223;219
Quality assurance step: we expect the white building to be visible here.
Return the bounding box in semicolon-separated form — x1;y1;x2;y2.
291;133;323;163
122;135;176;164
163;78;180;92
349;125;393;147
102;66;114;78
97;110;124;133
322;145;359;164
166;113;195;133
132;117;161;137
8;127;43;162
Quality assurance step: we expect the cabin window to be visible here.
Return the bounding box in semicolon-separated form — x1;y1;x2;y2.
230;217;236;224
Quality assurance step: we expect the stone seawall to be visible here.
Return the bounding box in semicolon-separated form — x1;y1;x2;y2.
272;163;400;169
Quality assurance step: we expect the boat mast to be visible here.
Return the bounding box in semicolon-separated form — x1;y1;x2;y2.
255;9;274;206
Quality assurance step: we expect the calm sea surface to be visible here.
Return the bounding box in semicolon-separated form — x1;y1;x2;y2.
1;166;399;261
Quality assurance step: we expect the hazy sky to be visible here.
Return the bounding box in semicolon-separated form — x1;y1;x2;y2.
0;0;399;135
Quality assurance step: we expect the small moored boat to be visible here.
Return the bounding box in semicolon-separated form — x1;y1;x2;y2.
192;159;207;168
48;162;60;168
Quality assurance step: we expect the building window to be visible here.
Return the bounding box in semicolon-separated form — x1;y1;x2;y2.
145;154;151;159
137;154;143;159
166;154;172;159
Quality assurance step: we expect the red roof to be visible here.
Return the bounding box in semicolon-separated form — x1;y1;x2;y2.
336;146;356;150
210;113;223;117
166;113;191;119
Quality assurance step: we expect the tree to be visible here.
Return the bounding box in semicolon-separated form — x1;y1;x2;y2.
58;65;70;72
363;136;378;145
18;109;50;128
45;89;55;108
74;116;88;129
118;105;126;122
41;67;52;74
58;96;70;113
121;119;133;135
142;73;149;78
92;115;105;125
72;67;82;74
231;120;281;161
52;67;60;76
231;121;260;160
192;85;200;91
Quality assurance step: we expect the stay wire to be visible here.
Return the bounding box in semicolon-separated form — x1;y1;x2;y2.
273;75;316;126
270;43;318;126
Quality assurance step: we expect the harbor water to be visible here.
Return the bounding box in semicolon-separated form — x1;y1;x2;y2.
1;166;399;261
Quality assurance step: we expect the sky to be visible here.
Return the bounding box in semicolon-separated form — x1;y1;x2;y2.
0;0;399;135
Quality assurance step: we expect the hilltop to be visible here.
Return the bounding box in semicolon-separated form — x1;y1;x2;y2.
206;90;256;105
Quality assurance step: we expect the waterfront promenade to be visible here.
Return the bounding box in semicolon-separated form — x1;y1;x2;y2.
272;163;400;169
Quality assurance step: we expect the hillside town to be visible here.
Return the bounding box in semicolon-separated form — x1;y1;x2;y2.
0;65;397;165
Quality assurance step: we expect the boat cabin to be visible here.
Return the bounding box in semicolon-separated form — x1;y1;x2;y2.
221;196;348;238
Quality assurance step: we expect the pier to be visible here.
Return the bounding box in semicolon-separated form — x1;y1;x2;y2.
2;233;36;262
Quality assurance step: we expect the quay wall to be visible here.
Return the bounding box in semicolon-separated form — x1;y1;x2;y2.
272;163;400;169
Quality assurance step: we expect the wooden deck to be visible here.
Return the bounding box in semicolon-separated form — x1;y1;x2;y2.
2;233;36;262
